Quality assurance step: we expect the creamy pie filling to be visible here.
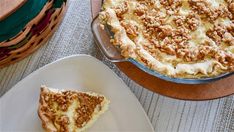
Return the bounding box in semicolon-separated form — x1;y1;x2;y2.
99;0;234;78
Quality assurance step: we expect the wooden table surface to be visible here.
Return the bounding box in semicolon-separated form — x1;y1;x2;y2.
0;0;233;131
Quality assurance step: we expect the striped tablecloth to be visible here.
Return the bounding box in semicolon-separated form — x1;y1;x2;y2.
0;0;233;131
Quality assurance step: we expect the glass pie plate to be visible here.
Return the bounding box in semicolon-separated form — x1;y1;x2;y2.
91;16;234;84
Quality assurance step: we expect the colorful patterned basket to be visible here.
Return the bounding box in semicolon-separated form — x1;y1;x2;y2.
0;0;67;68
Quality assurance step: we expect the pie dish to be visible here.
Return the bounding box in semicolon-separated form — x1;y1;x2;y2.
98;0;234;79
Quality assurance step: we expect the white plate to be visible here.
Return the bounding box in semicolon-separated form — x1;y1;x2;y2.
0;55;154;132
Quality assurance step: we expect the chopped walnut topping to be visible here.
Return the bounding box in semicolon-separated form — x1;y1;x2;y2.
215;50;228;64
225;53;234;70
228;2;234;14
174;12;200;31
206;24;234;45
227;23;234;36
121;21;139;37
160;0;182;13
199;45;212;55
174;15;185;27
55;115;70;132
161;37;176;55
198;43;234;69
223;32;234;45
185;49;200;61
114;2;129;18
185;13;200;31
206;31;222;45
160;25;173;37
188;0;212;16
75;93;103;128
137;0;158;7
134;3;147;16
172;28;191;42
141;9;165;29
216;4;232;19
188;0;232;21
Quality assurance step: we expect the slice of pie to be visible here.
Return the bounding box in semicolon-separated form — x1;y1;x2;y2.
38;85;110;132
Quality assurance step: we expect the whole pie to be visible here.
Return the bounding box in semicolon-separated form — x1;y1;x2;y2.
99;0;234;78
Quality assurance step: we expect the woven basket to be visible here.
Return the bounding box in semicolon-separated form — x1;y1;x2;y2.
0;0;67;68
